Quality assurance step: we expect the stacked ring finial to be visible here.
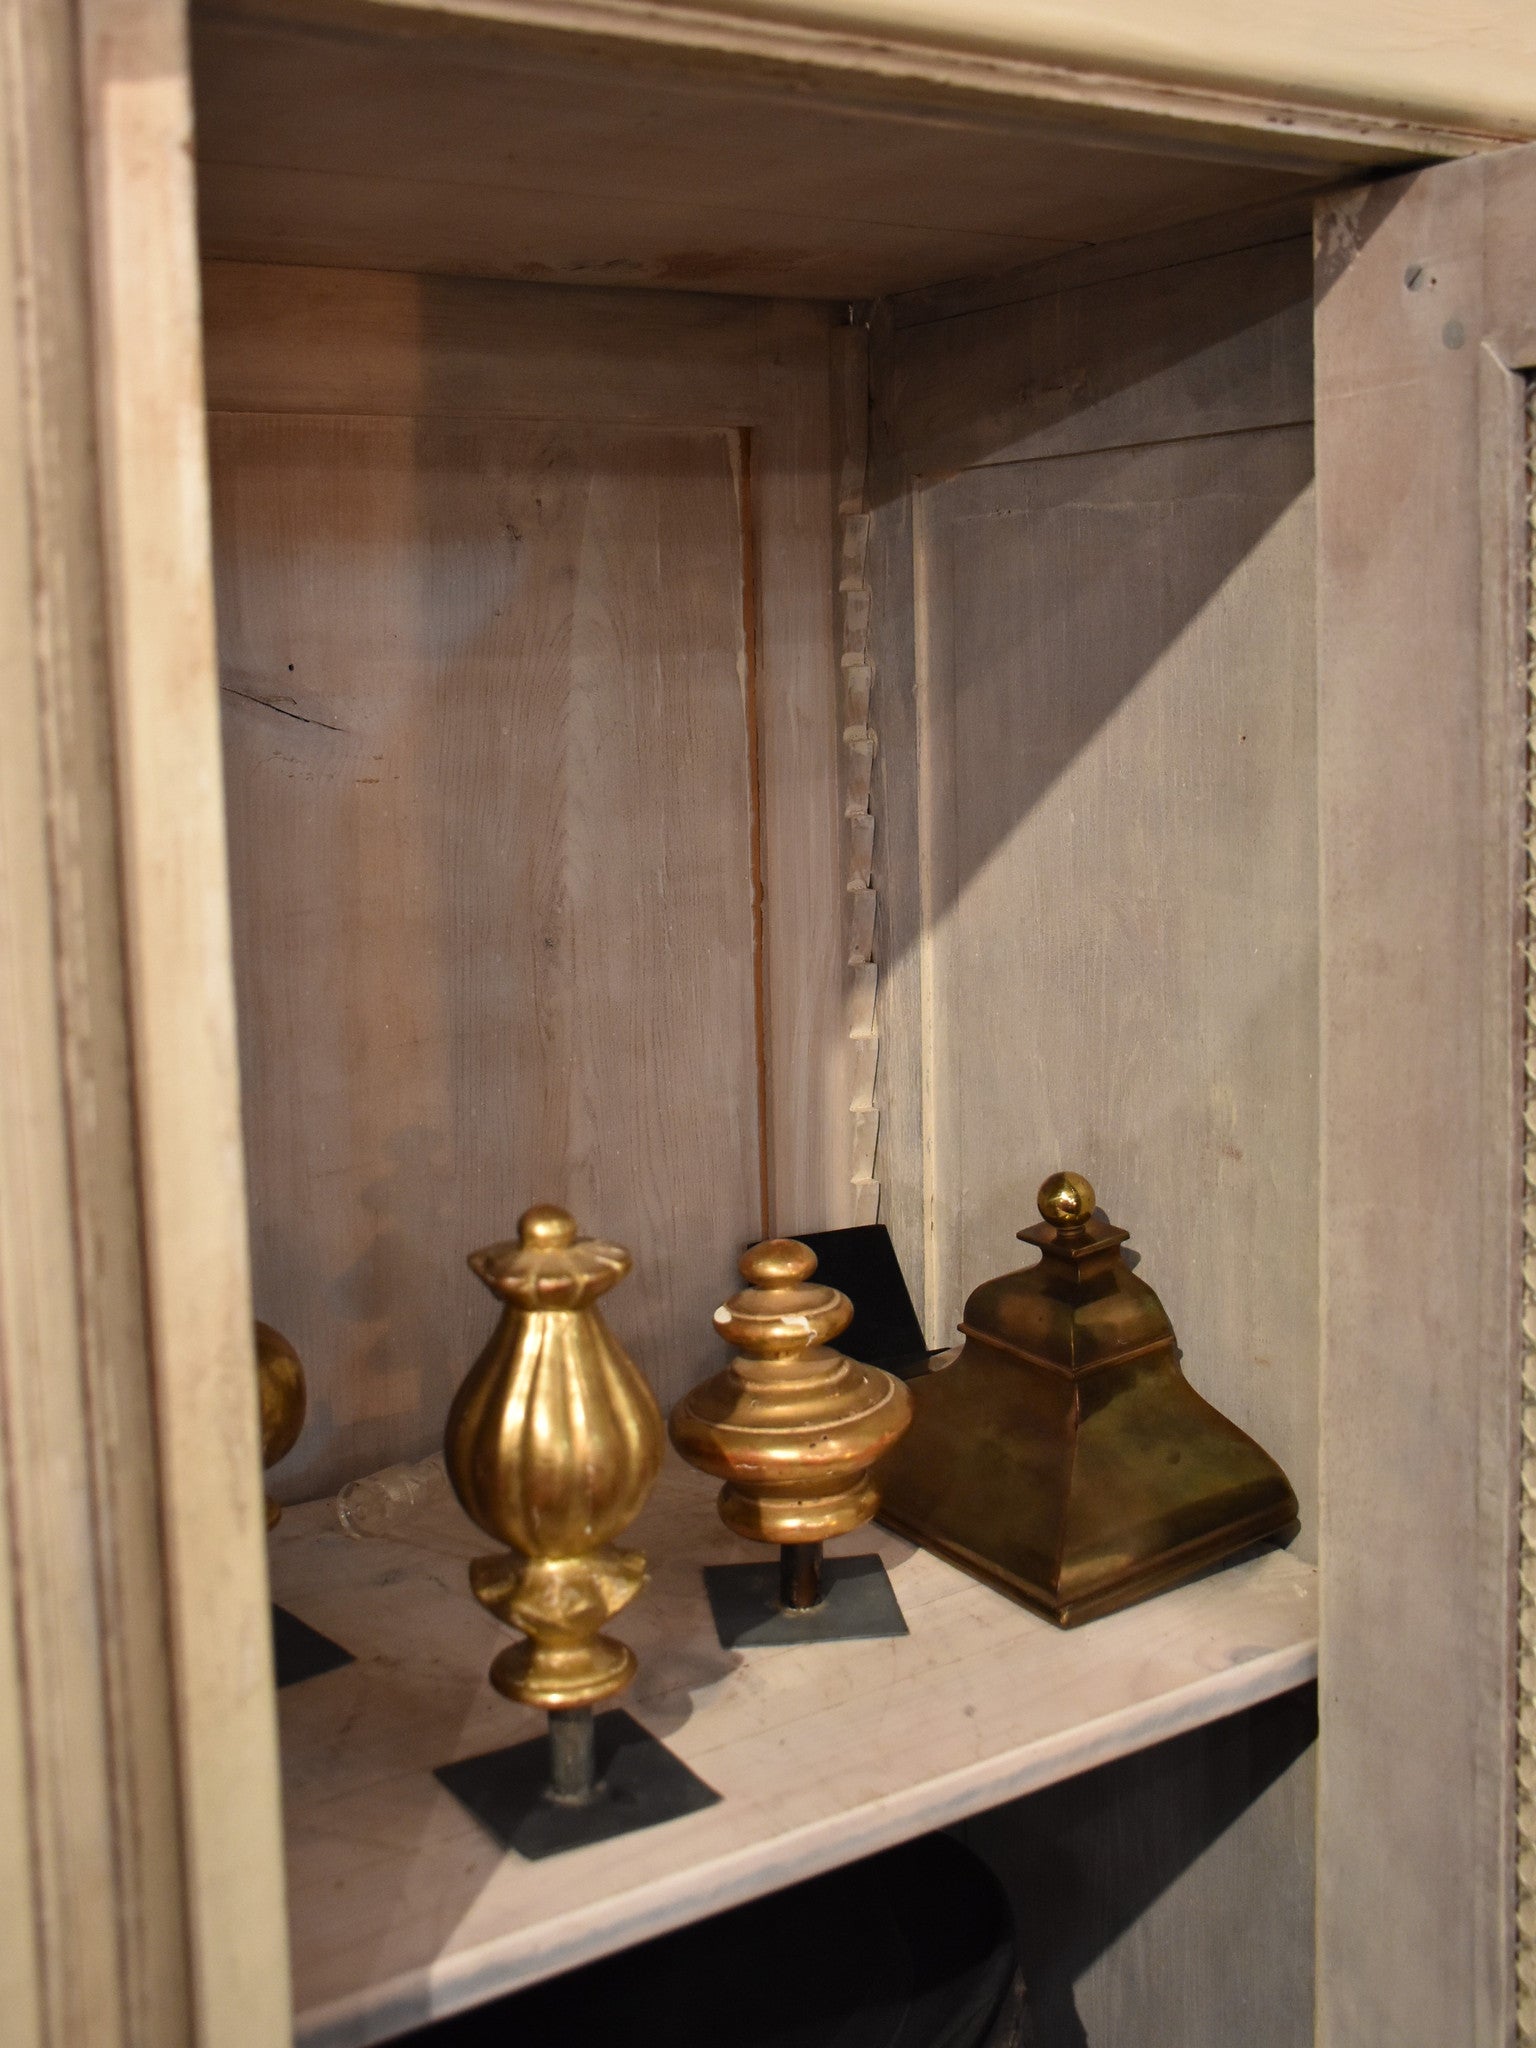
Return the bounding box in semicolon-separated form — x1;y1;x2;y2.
670;1237;912;1548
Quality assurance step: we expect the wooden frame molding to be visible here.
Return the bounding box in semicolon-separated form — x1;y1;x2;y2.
1519;371;1536;2048
0;3;290;2044
831;321;882;1225
209;0;1527;167
1315;146;1536;2047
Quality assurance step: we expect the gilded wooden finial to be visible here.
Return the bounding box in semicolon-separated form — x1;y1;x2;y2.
670;1237;911;1615
445;1205;664;1743
256;1319;306;1529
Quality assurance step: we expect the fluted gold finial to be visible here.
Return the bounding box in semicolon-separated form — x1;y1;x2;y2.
670;1237;912;1567
445;1205;664;1717
256;1320;306;1529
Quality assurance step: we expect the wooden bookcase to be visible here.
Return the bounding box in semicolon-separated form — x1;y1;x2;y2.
2;4;1533;2045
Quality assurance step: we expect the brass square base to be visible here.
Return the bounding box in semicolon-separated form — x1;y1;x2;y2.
877;1500;1300;1628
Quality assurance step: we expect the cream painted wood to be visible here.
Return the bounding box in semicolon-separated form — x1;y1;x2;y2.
209;269;847;1497
79;5;292;2035
271;1457;1316;2047
0;1;289;2044
1314;146;1536;2047
206;0;1527;162
553;0;1536;143
0;18;135;2034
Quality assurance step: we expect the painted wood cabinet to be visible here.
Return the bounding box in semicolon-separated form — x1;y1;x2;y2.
1;3;1533;2044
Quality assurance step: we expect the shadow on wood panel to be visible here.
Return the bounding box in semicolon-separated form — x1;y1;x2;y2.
956;1685;1317;2047
910;422;1315;938
870;239;1312;500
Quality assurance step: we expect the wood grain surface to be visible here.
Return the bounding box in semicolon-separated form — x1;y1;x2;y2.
1314;147;1536;2048
210;270;847;1496
216;412;761;1495
191;10;1342;302
270;1456;1317;2048
863;220;1320;2048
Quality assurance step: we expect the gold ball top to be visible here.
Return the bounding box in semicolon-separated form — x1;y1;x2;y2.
519;1203;578;1249
1038;1171;1095;1228
738;1238;818;1287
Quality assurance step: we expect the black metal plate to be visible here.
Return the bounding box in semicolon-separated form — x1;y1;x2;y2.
702;1552;909;1650
789;1223;938;1379
271;1603;355;1688
435;1709;720;1860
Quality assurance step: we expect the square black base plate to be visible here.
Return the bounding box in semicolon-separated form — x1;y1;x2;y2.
271;1603;355;1689
702;1552;909;1650
435;1709;720;1860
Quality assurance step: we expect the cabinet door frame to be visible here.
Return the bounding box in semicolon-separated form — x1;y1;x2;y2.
1315;142;1536;2048
0;0;291;2044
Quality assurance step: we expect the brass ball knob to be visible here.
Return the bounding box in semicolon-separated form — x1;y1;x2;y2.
256;1319;306;1530
1038;1171;1096;1229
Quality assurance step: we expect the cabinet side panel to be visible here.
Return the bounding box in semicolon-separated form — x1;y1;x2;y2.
1315;151;1530;2048
0;1;291;2041
912;430;1318;1540
870;222;1318;2046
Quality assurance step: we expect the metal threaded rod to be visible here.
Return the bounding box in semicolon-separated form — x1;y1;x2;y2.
779;1541;824;1612
546;1704;597;1806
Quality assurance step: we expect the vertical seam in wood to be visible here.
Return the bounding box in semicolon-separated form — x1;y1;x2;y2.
737;424;771;1240
1517;369;1536;2048
911;478;940;1341
838;338;878;1230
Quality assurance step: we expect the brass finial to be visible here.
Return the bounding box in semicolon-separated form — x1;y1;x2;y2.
256;1319;305;1529
670;1237;911;1615
879;1169;1299;1626
1037;1170;1095;1232
445;1205;664;1749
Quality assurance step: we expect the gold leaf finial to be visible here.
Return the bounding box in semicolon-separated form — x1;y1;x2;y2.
671;1237;911;1554
445;1207;663;1714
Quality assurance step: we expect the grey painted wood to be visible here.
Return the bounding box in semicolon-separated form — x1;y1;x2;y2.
874;234;1313;494
867;470;927;1321
914;426;1319;1548
961;1688;1317;2048
865;219;1319;2048
1314;145;1536;2048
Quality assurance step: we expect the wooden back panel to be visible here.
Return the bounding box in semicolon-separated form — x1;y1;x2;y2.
206;265;844;1499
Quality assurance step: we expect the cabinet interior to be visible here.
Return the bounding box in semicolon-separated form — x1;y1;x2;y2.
196;11;1331;2040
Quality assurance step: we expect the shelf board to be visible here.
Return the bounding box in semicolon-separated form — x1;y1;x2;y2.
273;1456;1316;2047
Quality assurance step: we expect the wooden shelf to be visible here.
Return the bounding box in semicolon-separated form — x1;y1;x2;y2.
273;1458;1317;2048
